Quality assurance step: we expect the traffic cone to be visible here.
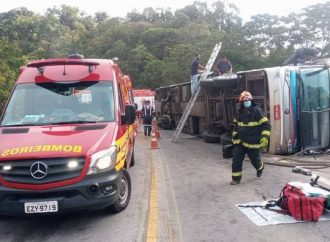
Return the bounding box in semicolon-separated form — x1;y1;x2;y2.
153;123;161;139
152;119;157;127
154;129;160;139
149;132;159;149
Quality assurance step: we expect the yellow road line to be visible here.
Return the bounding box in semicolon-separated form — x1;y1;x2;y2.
146;155;158;242
162;155;184;242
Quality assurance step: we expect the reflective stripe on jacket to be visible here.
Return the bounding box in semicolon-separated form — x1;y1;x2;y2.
232;104;271;148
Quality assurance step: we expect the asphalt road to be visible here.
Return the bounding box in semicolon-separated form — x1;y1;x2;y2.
0;135;151;242
153;130;330;242
1;128;330;242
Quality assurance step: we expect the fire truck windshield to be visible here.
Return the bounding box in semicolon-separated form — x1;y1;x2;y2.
1;81;115;126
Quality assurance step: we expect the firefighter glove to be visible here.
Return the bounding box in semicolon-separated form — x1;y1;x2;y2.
232;132;241;144
232;139;241;145
260;137;269;147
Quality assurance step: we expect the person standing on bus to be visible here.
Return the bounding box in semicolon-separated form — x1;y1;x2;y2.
230;91;271;185
282;47;321;65
141;100;154;136
190;54;205;93
216;55;232;75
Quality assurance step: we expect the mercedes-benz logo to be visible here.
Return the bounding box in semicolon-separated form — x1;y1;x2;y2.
30;162;48;179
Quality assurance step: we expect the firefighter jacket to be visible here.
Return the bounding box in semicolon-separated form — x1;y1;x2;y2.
141;104;154;125
232;103;271;149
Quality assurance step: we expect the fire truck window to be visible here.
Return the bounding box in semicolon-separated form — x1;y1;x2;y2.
92;92;113;120
1;82;115;125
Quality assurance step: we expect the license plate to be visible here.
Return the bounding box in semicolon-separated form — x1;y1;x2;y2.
24;201;58;213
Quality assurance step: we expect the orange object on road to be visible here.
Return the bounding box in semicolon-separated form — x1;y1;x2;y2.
153;122;161;139
154;129;160;139
149;132;160;149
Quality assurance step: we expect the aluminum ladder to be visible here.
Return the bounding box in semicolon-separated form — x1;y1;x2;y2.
171;42;222;142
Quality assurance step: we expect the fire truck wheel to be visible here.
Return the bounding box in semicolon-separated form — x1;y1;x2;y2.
106;169;131;213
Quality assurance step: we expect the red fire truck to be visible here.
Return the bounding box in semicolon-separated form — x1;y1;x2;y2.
0;55;136;215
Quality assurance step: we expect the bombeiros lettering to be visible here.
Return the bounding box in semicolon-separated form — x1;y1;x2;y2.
1;145;82;157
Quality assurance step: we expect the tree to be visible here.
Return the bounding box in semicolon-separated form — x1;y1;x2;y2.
163;44;195;84
0;1;329;98
0;38;27;108
302;3;330;56
123;44;155;85
139;60;166;88
0;8;43;54
141;28;178;59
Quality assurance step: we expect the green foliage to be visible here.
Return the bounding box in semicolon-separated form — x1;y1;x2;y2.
0;1;329;107
0;38;27;108
141;28;178;59
301;2;330;56
0;62;15;110
139;59;166;89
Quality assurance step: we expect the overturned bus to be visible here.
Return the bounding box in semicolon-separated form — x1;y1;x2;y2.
155;59;330;155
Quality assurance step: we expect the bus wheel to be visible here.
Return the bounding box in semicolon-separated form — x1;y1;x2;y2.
203;131;221;143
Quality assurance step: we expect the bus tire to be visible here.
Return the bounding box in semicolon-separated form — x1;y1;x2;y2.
221;133;232;146
203;131;221;143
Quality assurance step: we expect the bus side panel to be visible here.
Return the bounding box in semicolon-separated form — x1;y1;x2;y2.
290;70;298;151
283;72;291;153
267;67;300;154
268;87;281;154
267;68;290;154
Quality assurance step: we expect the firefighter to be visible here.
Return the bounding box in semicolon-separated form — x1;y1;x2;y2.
141;99;154;136
230;91;271;185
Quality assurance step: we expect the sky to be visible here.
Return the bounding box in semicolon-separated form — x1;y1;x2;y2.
0;0;326;20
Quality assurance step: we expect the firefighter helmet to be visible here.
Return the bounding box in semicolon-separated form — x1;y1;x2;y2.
239;91;253;102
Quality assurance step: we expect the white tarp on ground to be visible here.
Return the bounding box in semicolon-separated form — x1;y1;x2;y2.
236;201;330;226
236;181;330;226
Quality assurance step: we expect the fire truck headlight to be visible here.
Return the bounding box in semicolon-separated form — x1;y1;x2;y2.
88;146;117;175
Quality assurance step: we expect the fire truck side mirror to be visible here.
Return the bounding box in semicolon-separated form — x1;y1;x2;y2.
122;104;136;124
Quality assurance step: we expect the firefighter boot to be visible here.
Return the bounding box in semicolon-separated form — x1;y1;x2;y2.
230;180;240;185
257;167;264;177
230;176;241;185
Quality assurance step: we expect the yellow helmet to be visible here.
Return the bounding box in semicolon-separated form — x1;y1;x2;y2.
239;91;253;102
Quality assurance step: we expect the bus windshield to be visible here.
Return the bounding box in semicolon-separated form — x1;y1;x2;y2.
1;81;115;126
300;69;330;112
298;68;330;149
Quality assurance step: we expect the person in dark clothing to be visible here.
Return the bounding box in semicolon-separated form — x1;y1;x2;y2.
216;55;232;75
230;91;271;185
190;54;205;93
282;47;321;66
141;100;154;136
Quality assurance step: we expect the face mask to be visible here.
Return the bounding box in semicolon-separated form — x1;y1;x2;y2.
243;101;251;108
